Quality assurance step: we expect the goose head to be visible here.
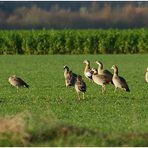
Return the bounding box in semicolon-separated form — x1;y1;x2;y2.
96;61;103;69
63;65;69;71
83;60;90;65
91;68;98;75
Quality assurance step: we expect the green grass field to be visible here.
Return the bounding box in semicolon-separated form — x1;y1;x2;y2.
0;54;148;146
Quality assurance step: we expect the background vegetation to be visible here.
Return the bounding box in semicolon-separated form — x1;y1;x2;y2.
0;1;148;29
0;29;147;55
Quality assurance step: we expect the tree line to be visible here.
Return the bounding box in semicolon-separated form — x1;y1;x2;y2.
0;2;147;29
0;29;147;55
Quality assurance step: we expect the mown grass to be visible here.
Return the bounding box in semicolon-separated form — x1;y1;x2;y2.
0;54;148;146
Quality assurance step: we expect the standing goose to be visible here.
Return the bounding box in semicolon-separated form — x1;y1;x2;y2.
8;75;29;90
145;67;148;83
75;75;86;100
83;60;93;82
96;61;113;84
91;68;109;93
111;65;130;92
63;65;77;87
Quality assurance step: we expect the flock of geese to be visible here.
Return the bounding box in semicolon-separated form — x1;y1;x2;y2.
7;60;148;99
64;60;148;100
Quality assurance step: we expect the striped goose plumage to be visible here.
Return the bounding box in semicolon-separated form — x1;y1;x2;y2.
75;75;86;100
63;65;77;87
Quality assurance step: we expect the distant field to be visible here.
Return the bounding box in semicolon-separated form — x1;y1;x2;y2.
0;54;148;146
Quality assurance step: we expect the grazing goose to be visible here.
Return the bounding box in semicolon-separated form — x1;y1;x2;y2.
91;68;109;93
83;60;93;82
75;75;86;100
145;67;148;83
63;65;77;87
8;75;29;90
96;61;113;84
111;65;130;92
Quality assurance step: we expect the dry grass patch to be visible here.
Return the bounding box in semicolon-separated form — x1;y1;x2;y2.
0;113;30;146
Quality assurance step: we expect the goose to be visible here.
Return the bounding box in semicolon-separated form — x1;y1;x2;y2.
145;67;148;83
83;60;93;82
8;75;29;90
75;75;86;100
91;68;109;93
63;65;77;87
111;65;130;92
96;60;113;84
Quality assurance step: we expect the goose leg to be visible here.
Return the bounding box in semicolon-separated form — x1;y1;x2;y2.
103;85;106;93
77;92;80;100
102;85;106;93
114;87;117;93
101;86;103;93
16;86;19;92
83;93;85;99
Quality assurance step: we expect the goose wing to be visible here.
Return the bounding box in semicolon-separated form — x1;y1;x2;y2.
119;76;130;92
104;69;113;77
72;73;77;78
14;77;29;88
78;81;86;92
103;69;113;84
66;72;77;86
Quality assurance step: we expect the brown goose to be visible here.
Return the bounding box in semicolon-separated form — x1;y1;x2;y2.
96;61;113;84
63;65;77;87
75;75;86;100
145;67;148;83
91;68;109;93
8;75;29;90
83;60;93;82
111;65;130;92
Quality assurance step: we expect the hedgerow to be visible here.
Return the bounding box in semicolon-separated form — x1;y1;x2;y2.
0;29;147;54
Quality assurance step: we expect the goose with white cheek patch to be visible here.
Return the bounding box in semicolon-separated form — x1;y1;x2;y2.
111;65;130;92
